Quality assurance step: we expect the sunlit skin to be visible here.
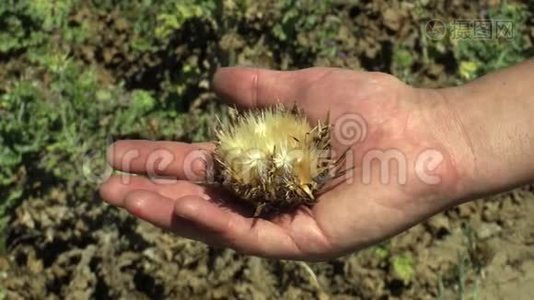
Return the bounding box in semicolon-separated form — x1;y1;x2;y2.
100;60;534;261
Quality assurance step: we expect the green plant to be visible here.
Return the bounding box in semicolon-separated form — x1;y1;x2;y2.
0;0;229;246
392;46;415;82
270;0;341;62
451;2;529;81
154;1;217;40
390;253;415;284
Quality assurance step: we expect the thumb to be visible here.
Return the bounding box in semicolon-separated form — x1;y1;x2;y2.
212;67;305;108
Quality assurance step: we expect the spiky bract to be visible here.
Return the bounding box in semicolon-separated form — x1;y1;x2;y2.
213;106;336;215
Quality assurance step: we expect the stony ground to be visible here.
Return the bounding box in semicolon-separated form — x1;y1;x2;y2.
3;183;534;299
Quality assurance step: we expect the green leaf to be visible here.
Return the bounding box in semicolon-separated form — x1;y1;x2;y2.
391;254;415;284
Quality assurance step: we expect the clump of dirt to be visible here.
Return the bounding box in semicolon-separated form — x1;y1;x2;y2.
3;184;534;299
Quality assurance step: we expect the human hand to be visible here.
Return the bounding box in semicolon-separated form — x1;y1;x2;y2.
99;67;476;261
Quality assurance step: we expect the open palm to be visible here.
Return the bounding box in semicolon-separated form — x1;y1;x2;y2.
100;67;470;261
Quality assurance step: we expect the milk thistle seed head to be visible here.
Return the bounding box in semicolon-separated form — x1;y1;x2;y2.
212;105;342;216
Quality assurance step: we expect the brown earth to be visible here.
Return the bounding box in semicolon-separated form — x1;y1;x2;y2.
2;185;534;299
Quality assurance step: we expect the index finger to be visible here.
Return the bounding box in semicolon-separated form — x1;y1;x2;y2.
212;67;304;108
107;140;214;180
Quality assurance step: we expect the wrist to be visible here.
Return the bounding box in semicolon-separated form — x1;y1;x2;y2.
434;85;481;202
437;70;534;201
414;86;481;206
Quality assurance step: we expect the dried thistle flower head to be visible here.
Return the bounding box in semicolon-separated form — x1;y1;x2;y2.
212;105;340;216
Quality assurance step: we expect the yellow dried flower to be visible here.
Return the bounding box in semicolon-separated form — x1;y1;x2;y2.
212;106;341;216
